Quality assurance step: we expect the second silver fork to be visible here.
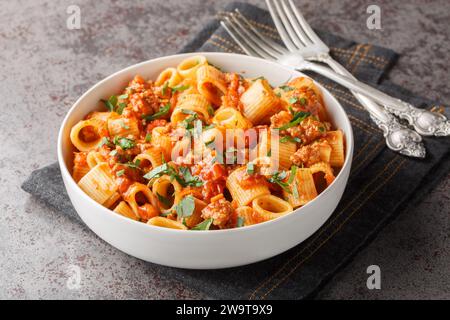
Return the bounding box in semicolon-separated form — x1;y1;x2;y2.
222;9;426;158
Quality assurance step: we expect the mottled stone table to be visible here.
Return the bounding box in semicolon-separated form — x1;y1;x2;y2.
0;0;448;299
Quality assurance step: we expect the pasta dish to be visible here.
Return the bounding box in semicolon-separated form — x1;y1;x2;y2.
70;55;345;230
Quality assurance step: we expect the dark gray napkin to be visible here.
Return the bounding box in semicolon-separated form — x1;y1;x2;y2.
22;2;449;300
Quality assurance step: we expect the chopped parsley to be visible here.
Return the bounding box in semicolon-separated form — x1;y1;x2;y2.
192;218;213;231
279;85;295;92
116;169;125;177
145;133;152;143
267;171;291;193
113;136;135;150
156;193;171;207
171;85;190;93
101;95;128;114
143;103;170;121
237;216;245;228
277;111;311;131
109;150;118;157
175;195;195;218
207;105;215;117
99;137;114;148
205;138;215;147
280;135;302;144
246;162;255;175
179;166;204;187
162;81;169;96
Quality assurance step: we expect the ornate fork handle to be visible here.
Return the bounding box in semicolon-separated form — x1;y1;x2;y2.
384;101;450;136
317;53;425;158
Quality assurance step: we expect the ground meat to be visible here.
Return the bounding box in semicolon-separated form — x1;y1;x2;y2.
291;140;331;167
222;73;244;111
127;75;160;118
287;117;327;145
201;198;235;229
270;111;292;130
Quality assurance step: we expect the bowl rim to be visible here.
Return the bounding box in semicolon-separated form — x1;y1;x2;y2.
57;52;354;236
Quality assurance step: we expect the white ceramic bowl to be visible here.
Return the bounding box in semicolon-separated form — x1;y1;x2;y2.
58;52;354;269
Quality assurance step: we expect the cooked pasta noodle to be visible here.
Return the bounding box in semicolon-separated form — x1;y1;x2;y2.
69;56;345;230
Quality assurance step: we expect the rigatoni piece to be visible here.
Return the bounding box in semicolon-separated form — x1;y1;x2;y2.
283;168;318;207
251;195;293;222
114;201;139;221
72;152;90;183
151;127;172;161
196;65;228;106
178;197;207;228
70;118;106;152
78;163;117;205
134;147;164;172
258;130;297;171
124;183;160;221
151;175;182;214
155;67;183;87
241;79;280;124
177;55;207;80
107;116;139;138
212;107;252;129
324;130;345;167
226;167;270;207
171;93;211;124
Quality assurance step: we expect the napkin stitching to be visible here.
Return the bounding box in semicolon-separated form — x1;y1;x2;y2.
249;156;405;299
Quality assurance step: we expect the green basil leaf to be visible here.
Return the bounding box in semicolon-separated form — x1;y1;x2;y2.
143;103;170;121
192;218;213;231
175;195;195;218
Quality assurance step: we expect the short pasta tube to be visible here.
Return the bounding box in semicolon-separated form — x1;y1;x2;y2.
324;130;345;167
283;168;318;207
147;217;188;230
73;152;90;183
78;163;117;205
258;130;297;171
241;79;280;124
107;116;139;138
309;161;335;189
226;167;270;207
151;127;172;161
171;94;211;124
103;192;121;209
212;107;253;129
155;67;183;87
123;182;160;221
70;118;106;152
177;55;207;80
134;147;164;172
196;65;228;106
151;175;182;214
114;201;139;221
252;195;293;222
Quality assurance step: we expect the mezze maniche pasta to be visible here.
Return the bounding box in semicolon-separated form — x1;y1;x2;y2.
70;56;345;231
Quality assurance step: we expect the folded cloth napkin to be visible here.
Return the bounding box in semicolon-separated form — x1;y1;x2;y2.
22;2;449;299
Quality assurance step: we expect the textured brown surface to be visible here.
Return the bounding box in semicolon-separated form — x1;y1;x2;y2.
0;0;449;299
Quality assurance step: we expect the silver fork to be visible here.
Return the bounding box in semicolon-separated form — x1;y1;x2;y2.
222;9;425;158
271;0;449;138
221;11;425;158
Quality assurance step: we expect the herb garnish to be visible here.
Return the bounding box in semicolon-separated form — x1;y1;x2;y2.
113;136;135;150
101;95;128;114
143;103;170;121
279;85;295;92
247;162;255;175
268;171;291;193
145;133;152;143
237;216;245;228
277;111;311;131
156;192;171;207
192;218;213;231
179;167;203;187
116;169;125;177
162;82;169;96
279;136;302;144
118;120;130;130
172;85;190;93
175;195;195;218
99;137;114;148
207;105;215;117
